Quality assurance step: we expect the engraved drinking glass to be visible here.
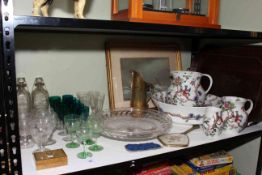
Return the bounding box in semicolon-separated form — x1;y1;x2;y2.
76;122;93;159
19;114;34;149
64;114;80;148
29;115;54;152
89;91;105;114
88;115;103;152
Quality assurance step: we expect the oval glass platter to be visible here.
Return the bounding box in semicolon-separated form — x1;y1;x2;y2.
100;108;172;141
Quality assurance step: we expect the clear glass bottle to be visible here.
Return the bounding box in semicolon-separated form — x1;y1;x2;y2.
31;77;49;110
16;77;31;117
16;77;34;148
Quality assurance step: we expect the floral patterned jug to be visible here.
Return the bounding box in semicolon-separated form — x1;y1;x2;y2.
168;71;213;106
222;96;253;134
202;107;224;137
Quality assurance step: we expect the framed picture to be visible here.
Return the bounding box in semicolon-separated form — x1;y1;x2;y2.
105;42;182;110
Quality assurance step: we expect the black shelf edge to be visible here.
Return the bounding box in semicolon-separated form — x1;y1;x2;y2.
63;130;262;175
14;15;262;39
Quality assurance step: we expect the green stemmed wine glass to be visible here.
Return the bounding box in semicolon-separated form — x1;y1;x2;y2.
80;108;94;145
76;123;93;159
64;114;80;148
88;115;103;152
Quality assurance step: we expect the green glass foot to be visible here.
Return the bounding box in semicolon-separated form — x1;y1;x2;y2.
84;139;95;145
77;151;93;159
88;144;103;152
66;142;80;148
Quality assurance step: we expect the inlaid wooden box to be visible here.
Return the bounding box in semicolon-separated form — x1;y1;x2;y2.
33;149;67;170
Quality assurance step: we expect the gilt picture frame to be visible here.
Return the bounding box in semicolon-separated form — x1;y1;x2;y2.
105;42;182;110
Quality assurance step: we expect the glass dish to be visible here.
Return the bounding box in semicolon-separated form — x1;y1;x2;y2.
100;108;172;141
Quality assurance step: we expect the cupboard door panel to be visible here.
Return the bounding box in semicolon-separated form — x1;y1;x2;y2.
192;46;262;123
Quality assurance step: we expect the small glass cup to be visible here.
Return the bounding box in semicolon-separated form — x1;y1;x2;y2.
62;94;74;112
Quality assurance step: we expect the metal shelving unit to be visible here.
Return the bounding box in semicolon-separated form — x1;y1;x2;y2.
1;0;22;174
13;16;262;39
1;0;262;174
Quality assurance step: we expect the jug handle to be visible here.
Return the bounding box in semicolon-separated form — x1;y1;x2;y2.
202;74;213;94
246;99;254;115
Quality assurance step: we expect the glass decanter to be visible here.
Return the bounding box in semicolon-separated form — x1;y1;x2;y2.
17;77;34;148
31;77;49;111
17;77;31;115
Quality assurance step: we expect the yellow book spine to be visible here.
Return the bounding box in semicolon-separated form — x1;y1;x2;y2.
196;164;232;175
171;165;189;175
179;163;195;174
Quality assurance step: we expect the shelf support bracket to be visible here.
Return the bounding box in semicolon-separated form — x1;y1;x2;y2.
1;0;22;174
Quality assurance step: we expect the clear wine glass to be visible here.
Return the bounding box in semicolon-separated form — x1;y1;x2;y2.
80;108;94;145
88;91;104;114
76;91;90;108
19;113;34;149
49;96;63;130
94;91;105;114
45;109;58;145
29;115;55;152
64;114;80;148
77;91;104;114
88;114;103;152
76;122;93;159
32;109;57;146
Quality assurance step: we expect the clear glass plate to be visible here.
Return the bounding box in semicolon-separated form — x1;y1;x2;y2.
100;108;172;141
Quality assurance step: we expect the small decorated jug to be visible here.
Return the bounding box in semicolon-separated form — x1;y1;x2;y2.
221;96;253;134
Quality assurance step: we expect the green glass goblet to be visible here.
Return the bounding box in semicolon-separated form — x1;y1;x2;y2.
76;124;93;159
80;108;94;145
88;116;103;152
64;114;80;148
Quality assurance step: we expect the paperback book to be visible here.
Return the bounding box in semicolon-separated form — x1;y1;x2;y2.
172;163;234;175
189;151;233;167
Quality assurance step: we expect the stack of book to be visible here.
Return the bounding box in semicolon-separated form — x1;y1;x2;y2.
171;151;238;175
135;161;172;175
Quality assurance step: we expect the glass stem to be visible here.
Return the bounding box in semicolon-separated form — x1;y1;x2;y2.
83;142;86;154
71;133;74;143
23;136;27;143
93;138;97;145
39;139;44;152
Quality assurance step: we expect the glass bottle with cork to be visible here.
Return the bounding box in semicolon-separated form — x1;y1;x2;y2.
31;77;49;111
17;77;31;116
17;77;34;148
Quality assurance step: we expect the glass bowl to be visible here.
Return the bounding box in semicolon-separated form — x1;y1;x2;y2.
99;108;172;141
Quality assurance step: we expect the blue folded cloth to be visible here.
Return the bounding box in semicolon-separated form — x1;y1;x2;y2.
125;142;161;151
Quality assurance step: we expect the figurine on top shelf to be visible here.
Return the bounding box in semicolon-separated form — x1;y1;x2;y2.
33;0;87;19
